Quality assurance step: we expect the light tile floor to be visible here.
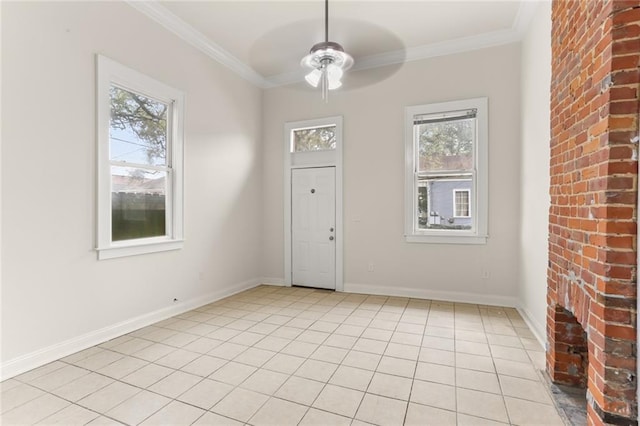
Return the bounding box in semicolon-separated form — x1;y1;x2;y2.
1;285;568;425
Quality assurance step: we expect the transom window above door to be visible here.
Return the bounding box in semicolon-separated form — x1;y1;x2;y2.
286;117;341;168
291;125;337;152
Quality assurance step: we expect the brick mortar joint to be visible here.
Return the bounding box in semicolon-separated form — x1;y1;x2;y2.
610;4;640;19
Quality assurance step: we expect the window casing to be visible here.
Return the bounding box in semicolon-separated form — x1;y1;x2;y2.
404;98;488;244
96;55;184;259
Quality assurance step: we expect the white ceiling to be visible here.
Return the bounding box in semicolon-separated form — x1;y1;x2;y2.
130;1;539;88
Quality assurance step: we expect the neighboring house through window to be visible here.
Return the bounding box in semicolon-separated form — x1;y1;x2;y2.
96;55;184;259
404;97;488;244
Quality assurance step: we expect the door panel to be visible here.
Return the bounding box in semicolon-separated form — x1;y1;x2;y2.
291;167;336;289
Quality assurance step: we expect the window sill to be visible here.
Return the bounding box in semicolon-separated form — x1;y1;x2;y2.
405;234;487;245
97;239;184;260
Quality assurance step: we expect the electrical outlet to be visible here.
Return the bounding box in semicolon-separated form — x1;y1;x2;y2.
482;270;490;279
367;262;374;272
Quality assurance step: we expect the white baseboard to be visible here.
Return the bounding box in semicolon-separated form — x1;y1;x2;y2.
343;282;519;308
2;277;538;381
516;305;546;349
0;278;261;381
260;278;286;286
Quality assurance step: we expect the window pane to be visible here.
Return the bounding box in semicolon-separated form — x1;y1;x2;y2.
417;176;472;230
112;166;166;241
417;117;474;172
110;85;168;166
293;126;336;152
417;186;429;229
455;191;470;217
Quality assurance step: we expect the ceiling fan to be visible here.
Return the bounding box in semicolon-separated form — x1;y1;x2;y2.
300;0;354;102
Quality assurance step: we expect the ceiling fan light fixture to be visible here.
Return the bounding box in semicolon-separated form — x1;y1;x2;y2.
301;42;354;70
326;63;344;87
305;69;322;88
304;60;346;86
301;0;353;101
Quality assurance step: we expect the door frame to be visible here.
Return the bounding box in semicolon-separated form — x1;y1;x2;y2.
284;116;343;292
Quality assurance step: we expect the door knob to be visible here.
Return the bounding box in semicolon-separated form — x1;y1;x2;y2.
329;236;334;241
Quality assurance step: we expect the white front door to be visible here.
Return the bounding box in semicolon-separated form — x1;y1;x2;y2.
291;167;336;290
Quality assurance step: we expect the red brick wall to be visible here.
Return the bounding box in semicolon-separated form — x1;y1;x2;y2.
548;0;640;424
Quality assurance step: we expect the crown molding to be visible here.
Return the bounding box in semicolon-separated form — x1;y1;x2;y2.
513;0;544;37
128;0;542;90
265;69;307;88
126;1;270;88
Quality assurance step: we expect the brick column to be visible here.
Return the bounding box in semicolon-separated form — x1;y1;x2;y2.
548;1;639;424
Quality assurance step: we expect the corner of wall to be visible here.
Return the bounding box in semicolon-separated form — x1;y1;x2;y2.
517;1;552;344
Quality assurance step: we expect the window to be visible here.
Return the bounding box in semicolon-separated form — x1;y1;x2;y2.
96;55;184;259
404;98;488;244
292;125;336;152
454;189;471;217
286;116;340;168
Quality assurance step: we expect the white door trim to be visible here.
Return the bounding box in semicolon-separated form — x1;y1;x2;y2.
284;116;343;292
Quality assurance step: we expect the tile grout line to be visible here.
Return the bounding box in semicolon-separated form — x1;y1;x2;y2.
403;298;431;426
351;296;406;424
288;293;386;424
196;289;374;424
482;303;514;426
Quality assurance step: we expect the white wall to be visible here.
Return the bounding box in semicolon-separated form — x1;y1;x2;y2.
518;2;552;342
262;44;522;305
1;2;263;377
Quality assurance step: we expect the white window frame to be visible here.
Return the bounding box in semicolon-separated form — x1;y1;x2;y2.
96;55;184;260
404;97;488;244
453;189;471;218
